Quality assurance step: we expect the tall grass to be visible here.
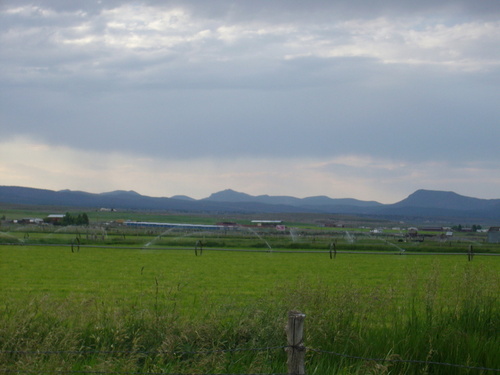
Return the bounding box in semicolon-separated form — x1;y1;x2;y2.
288;263;499;374
1;260;498;374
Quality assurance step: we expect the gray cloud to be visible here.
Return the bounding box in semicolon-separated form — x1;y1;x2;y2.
3;58;496;161
10;0;497;20
1;0;499;200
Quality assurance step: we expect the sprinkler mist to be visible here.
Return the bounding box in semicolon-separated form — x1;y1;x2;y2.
239;225;273;251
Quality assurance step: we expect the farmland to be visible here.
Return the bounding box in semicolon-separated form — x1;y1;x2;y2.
0;212;499;374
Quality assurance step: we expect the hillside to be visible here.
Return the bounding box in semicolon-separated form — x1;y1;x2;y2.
0;185;499;222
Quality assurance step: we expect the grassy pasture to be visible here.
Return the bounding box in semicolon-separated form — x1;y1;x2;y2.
1;239;499;374
2;245;484;304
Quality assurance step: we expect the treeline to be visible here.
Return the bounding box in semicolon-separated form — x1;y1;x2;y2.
55;212;89;226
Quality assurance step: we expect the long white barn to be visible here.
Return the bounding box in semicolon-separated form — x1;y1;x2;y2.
124;221;229;230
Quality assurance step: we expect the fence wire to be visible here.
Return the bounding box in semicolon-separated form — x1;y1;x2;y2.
1;345;499;374
307;347;500;372
0;346;287;357
1;372;285;375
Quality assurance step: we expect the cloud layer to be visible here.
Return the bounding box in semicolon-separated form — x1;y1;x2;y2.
1;1;499;202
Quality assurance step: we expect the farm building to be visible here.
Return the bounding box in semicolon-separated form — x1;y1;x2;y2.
44;214;65;224
407;227;418;237
488;227;500;244
124;221;227;231
251;220;283;227
16;218;44;224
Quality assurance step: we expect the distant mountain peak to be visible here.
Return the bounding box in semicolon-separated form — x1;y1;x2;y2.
204;189;253;202
394;189;496;211
0;185;498;220
171;195;195;201
100;190;141;196
411;189;457;196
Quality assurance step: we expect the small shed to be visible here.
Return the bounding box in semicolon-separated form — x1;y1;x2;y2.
487;227;500;244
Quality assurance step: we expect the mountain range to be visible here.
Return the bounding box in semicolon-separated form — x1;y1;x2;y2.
1;186;499;222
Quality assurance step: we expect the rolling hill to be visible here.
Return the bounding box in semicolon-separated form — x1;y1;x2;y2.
0;185;499;221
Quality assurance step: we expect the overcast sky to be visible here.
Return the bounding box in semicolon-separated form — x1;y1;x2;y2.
1;0;499;203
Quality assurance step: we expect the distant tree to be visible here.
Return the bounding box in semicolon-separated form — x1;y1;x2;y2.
59;212;89;226
60;213;73;226
76;213;89;226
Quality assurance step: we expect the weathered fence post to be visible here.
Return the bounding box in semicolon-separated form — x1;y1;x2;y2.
286;310;306;375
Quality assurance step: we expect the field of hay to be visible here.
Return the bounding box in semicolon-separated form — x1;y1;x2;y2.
1;216;499;374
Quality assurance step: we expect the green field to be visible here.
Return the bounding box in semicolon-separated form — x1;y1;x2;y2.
1;220;499;374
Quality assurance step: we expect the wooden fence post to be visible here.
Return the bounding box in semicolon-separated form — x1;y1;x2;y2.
286;310;306;375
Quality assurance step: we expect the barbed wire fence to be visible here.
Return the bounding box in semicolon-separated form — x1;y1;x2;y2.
1;311;499;375
2;345;499;374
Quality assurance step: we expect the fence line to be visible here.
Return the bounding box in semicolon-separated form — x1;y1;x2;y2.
307;347;500;372
1;372;285;375
1;371;285;375
0;346;287;357
2;344;499;374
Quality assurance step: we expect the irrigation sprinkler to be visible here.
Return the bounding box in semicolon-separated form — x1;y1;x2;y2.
329;242;337;259
468;245;474;261
195;240;203;256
